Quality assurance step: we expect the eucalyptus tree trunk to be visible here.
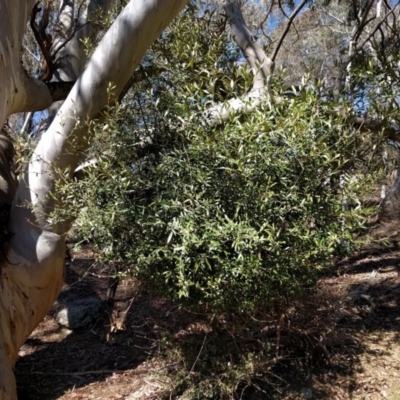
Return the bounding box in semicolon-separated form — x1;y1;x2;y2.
205;0;273;124
0;0;187;398
381;167;400;221
53;0;113;81
36;0;116;138
206;0;307;124
0;2;52;129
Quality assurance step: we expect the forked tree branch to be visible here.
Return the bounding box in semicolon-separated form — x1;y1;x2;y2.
271;0;308;62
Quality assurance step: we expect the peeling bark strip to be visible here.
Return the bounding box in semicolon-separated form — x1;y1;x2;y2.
0;1;187;398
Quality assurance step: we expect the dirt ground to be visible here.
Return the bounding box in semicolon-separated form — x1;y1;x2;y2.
14;223;400;400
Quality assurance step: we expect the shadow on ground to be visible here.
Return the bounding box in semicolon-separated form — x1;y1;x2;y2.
15;250;202;400
14;237;400;400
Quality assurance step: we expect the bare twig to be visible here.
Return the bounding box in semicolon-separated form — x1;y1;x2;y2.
354;1;400;57
17;362;179;376
189;333;208;375
20;112;33;135
30;1;54;81
271;0;308;62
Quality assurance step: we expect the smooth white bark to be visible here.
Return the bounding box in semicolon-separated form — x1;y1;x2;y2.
0;1;187;398
24;0;187;233
40;0;116;137
205;0;308;124
0;1;52;128
205;0;273;124
224;0;273;97
53;0;115;82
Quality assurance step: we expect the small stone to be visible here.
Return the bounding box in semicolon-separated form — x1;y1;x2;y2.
56;297;101;330
300;388;313;399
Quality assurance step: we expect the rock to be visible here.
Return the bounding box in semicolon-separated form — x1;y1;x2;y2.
300;388;313;399
56;297;102;329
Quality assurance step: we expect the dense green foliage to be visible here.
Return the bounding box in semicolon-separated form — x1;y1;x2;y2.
64;93;376;313
54;6;383;314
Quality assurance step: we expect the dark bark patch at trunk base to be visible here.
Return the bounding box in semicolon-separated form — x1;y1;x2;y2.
0;204;13;267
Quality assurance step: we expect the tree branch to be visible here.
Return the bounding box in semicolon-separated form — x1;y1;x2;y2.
271;0;308;62
14;0;189;234
46;81;75;101
30;1;54;82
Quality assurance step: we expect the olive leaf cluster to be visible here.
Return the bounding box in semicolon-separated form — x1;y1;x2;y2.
55;5;382;314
